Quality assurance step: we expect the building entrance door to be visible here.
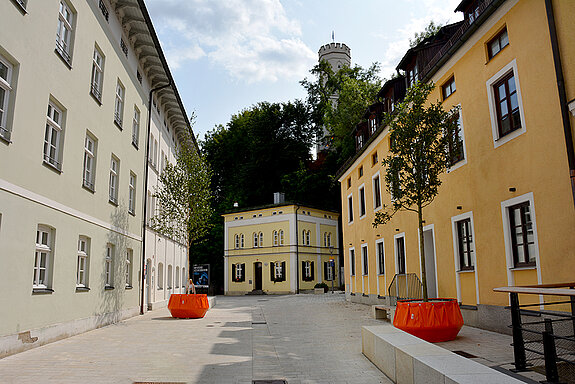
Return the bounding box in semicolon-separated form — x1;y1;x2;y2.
254;262;262;290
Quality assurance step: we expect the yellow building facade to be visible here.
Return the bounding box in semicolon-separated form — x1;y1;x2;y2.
338;0;575;333
223;204;340;295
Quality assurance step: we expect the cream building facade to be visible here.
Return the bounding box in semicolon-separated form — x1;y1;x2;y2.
223;203;340;295
0;0;191;357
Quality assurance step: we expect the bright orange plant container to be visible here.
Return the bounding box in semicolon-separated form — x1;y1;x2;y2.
168;294;209;319
393;298;463;342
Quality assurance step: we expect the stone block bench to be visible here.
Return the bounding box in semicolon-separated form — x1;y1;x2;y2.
372;305;395;321
362;324;523;384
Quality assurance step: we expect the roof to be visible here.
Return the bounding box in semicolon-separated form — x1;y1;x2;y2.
222;202;340;216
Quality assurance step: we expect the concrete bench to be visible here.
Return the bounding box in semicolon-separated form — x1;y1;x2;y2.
362;324;524;384
372;305;395;321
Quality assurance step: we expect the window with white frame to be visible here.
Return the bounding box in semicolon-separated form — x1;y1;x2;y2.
175;266;180;288
109;156;119;204
359;186;366;217
234;234;240;249
105;244;114;288
273;230;278;246
373;174;382;210
325;260;334;281
253;232;258;248
233;263;245;282
302;260;314;281
125;249;133;287
114;80;124;128
241;233;245;248
128;172;136;214
456;218;474;271
347;194;354;223
160;150;166;172
55;0;75;65
349;248;355;276
76;236;89;288
508;201;537;267
361;244;368;275
270;261;285;282
82;133;97;191
259;232;263;247
0;55;14;141
90;46;104;102
44;102;65;170
376;240;385;275
182;267;186;287
132;106;140;148
279;230;284;245
448;111;465;166
157;262;164;289
487;60;525;147
395;236;406;274
34;225;53;289
167;265;173;289
303;230;310;246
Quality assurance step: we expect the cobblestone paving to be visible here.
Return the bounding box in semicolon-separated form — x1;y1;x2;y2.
0;294;391;384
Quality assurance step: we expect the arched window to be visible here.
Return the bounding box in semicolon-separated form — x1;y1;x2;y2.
253;232;258;248
240;234;245;248
234;234;240;249
157;262;164;289
182;267;186;287
167;264;173;289
259;232;263;247
327;233;331;247
175;266;180;288
323;232;327;247
273;231;278;246
305;230;310;246
279;230;284;245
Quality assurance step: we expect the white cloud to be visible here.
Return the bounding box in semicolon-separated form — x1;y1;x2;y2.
146;0;316;83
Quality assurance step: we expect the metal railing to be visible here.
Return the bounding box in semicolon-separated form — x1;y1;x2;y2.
388;273;423;300
494;283;575;384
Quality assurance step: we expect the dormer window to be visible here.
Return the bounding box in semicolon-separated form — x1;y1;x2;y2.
368;115;377;134
407;64;418;87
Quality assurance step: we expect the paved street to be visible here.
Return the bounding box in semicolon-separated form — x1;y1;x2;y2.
0;294;391;384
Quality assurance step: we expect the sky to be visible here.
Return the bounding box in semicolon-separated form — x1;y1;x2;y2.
145;0;464;141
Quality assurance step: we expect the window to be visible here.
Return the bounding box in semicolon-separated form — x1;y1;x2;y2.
456;219;474;270
0;55;14;141
324;260;335;281
442;76;456;100
76;236;89;288
132;106;140;148
509;202;537;267
302;260;314;281
234;234;240;249
270;261;286;282
182;267;186;288
240;233;245;248
157;262;163;289
125;249;133;287
347;178;351;189
259;232;263;247
98;0;109;21
90;46;104;103
376;240;384;275
407;64;418;87
167;265;173;289
128;172;136;215
371;152;378;166
368;116;377;134
279;230;284;246
82;133;97;191
120;38;128;57
160;150;166;172
448;111;465;166
12;0;27;10
395;236;406;274
488;28;509;60
273;230;278;246
349;249;355;276
55;0;75;65
114;80;124;128
175;266;180;288
359;166;363;177
494;72;521;137
373;175;382;210
232;263;245;282
359;186;366;217
361;245;368;276
34;226;53;290
324;232;332;248
105;244;114;288
109;156;119;204
302;230;310;246
44;102;64;171
253;232;258;248
347;194;353;223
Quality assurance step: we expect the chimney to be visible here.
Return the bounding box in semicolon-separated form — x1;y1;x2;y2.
273;192;285;204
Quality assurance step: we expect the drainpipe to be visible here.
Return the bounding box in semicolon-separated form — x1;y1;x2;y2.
545;0;575;207
140;81;171;315
295;205;300;294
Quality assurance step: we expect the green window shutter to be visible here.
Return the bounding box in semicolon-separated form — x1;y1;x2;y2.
324;262;328;280
270;262;275;282
281;261;286;281
232;263;236;282
240;263;245;282
311;261;315;280
301;261;305;280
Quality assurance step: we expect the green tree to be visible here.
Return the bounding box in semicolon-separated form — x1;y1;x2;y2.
373;82;459;301
150;130;213;287
409;21;443;48
301;61;382;164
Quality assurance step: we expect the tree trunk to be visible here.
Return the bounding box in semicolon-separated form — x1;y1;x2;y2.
418;204;428;301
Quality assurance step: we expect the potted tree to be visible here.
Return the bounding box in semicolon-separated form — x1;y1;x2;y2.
373;82;463;342
150;129;213;319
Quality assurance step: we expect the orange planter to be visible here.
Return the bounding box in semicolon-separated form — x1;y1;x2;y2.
393;298;463;342
168;294;209;319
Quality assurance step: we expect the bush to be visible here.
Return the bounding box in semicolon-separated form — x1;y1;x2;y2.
314;282;329;293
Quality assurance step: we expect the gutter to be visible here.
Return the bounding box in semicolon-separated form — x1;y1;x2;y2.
295;205;300;294
545;0;575;207
140;81;172;315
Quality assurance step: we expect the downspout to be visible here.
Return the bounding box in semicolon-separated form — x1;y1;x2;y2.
140;81;172;315
295;205;300;294
545;0;575;206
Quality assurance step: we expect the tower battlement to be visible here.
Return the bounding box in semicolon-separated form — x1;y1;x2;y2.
318;42;351;61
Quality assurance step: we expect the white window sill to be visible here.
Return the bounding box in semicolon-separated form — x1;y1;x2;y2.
510;265;537;271
456;268;475;274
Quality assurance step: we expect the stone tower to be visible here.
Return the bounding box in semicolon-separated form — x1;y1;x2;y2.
317;42;351;153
